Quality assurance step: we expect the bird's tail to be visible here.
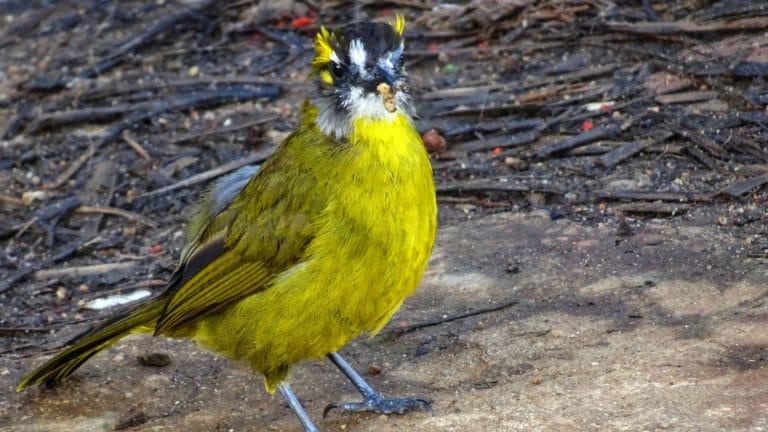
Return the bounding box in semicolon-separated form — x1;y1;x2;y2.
16;296;165;392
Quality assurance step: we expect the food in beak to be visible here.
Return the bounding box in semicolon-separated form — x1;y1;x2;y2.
377;82;397;113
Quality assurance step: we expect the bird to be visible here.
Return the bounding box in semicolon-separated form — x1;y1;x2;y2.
16;16;437;432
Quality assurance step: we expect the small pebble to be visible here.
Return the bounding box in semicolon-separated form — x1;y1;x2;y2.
114;408;148;430
422;129;447;152
504;156;525;169
137;352;172;367
55;287;68;300
527;192;546;206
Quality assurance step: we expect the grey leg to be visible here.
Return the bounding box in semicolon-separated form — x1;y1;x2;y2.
324;352;431;417
278;382;319;432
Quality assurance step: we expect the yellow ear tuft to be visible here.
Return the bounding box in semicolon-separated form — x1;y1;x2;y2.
393;14;405;36
314;26;333;66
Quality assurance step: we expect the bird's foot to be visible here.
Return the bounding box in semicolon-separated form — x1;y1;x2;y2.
324;393;431;417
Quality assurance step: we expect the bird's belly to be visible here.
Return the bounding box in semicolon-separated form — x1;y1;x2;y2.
193;208;433;390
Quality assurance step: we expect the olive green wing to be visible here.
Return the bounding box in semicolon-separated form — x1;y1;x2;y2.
153;237;271;335
154;144;319;335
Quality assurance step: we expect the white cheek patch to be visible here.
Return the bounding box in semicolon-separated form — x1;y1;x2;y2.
378;42;404;76
378;56;394;72
349;39;367;73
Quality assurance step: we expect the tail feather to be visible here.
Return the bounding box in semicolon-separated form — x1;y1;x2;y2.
16;297;165;392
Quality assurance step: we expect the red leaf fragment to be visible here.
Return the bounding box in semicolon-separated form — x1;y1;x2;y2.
291;17;314;27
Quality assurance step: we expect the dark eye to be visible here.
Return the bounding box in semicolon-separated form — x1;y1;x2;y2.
330;62;344;78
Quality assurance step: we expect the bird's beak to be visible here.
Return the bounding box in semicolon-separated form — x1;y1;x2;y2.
377;82;397;113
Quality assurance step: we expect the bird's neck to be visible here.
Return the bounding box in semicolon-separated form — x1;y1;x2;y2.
298;102;427;184
348;114;423;165
303;100;413;142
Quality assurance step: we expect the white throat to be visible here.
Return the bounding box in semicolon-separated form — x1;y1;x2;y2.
313;89;413;139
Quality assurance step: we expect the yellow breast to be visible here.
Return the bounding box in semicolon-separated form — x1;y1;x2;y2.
194;111;436;391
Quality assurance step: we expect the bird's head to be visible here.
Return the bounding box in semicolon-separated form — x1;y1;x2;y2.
309;17;414;138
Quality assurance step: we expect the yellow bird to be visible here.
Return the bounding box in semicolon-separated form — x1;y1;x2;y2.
16;16;437;432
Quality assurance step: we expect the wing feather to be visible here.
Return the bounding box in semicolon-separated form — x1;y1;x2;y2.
155;251;268;334
152;136;318;336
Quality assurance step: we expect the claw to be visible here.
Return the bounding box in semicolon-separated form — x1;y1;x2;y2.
323;395;432;418
325;353;433;420
323;403;340;418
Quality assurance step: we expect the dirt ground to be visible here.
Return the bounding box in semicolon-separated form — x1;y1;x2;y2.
4;212;768;431
2;1;768;431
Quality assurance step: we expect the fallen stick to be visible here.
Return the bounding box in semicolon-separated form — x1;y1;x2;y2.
75;205;158;228
386;299;520;338
595;191;713;202
101;85;281;146
453;130;540;153
436;177;563;195
47;143;95;189
0;240;85;293
600;132;673;168
604;16;768;34
167;114;279;144
537;124;621;158
655;91;718;105
619;202;690;216
34;262;138;281
122;131;152;160
79;76;296;104
25;104;136;133
721;174;768;197
137;148;274;200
